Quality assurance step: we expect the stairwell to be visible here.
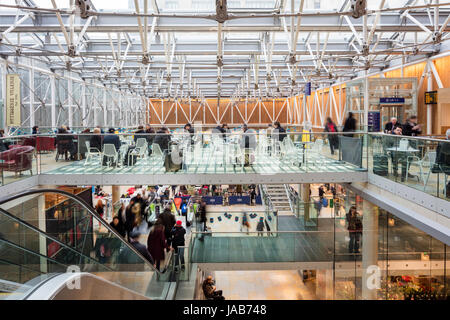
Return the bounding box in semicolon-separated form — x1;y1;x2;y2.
265;184;292;215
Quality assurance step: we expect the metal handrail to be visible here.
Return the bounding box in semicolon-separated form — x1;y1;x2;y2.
0;208;114;272
0;188;171;275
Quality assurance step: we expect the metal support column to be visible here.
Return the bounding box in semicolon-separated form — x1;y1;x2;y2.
51;75;56;130
1;60;7;129
103;88;107;127
81;83;86;127
68;75;73;128
427;65;433;134
29;59;35;129
112;92;116;127
362;200;379;300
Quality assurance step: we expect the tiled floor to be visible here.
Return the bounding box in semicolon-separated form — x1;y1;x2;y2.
214;270;317;300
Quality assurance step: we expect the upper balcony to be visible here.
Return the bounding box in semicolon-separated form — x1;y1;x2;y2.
0;129;448;201
0;130;368;186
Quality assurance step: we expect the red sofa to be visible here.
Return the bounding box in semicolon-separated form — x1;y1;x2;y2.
0;146;35;178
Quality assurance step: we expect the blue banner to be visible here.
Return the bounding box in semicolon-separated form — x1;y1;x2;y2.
202;196;223;205
380;97;405;104
368;111;381;132
229;195;251;205
304;82;311;96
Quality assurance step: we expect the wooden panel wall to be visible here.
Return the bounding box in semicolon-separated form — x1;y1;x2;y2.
146;55;450;132
147;98;290;126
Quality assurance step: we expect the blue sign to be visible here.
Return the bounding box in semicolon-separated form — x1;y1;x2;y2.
304;82;311;96
229;196;251;205
380;97;405;104
368;111;381;132
202;196;223;205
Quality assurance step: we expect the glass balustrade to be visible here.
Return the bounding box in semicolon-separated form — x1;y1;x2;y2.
368;133;450;200
0;131;367;182
0;190;174;300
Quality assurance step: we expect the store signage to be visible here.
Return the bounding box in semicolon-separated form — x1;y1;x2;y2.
6;74;21;126
368;111;381;132
379;97;405;104
425;91;437;105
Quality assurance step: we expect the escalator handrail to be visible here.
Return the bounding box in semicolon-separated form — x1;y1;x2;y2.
0;238;70;271
0;208;115;272
0;188;169;275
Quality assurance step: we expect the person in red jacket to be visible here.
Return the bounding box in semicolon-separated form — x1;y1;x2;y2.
147;219;169;270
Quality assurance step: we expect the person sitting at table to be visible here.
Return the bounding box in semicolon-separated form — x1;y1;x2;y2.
32;126;39;134
145;124;155;154
55;126;76;161
154;127;171;153
134;125;145;143
103;128;121;151
241;124;256;167
388;126;417;181
222;123;230;141
0;129;11;151
183;123;194;145
89;128;103;152
384;117;401;134
402;115;422;137
273;121;287;142
434;129;450;182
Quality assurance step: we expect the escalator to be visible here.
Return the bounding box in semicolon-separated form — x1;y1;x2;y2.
0;189;177;300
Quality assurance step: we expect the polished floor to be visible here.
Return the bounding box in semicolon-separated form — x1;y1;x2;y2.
214;270;318;300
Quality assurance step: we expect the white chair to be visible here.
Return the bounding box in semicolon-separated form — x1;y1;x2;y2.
399;138;409;150
407;151;437;183
310;139;325;166
84;141;101;166
150;143;165;163
134;138;148;161
102;144;118;167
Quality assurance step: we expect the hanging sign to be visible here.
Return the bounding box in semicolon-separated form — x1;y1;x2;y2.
379;97;405;104
6;74;21;126
304;82;311;96
425;91;437;105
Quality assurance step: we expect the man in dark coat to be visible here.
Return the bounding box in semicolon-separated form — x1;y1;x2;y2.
168;220;186;270
103;128;121;151
134;125;145;143
343;112;357;137
158;208;176;245
384;117;401;134
273;121;287;142
154;127;171;153
128;230;155;266
402;115;422;137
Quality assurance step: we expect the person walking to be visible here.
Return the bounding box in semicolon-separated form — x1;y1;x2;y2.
110;216;126;238
169;220;186;271
199;201;207;231
158;207;176;246
324;117;339;155
147;220;169;270
346;206;363;254
343;112;357;137
256;218;265;236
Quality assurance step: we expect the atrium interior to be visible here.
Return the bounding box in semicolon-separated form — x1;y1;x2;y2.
0;0;449;301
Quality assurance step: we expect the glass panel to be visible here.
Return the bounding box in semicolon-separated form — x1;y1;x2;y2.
0;191;172;300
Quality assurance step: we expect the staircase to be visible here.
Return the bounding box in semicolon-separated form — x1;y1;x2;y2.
265;185;292;214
